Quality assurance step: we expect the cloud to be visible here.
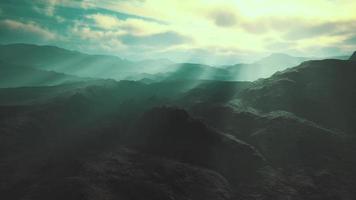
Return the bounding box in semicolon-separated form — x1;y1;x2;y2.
112;0;146;2
239;21;269;34
0;19;57;40
87;13;121;29
205;7;356;42
120;31;192;47
70;20;125;41
319;46;344;55
147;45;256;65
265;41;297;51
209;9;237;27
304;45;346;57
343;36;356;44
33;0;84;16
206;9;298;34
1;0;356;63
86;13;167;35
283;20;356;40
206;8;275;34
33;0;63;16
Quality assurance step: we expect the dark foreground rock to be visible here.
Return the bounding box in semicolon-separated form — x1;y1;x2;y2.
10;148;232;200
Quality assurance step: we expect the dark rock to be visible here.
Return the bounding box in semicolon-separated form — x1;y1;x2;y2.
128;107;268;185
349;51;356;60
18;148;233;200
240;59;356;134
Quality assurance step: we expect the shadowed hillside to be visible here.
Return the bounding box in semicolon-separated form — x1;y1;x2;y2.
0;61;90;88
239;59;356;134
1;44;356;200
350;51;356;60
0;44;321;82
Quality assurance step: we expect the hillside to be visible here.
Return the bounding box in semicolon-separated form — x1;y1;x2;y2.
350;51;356;60
0;44;320;82
239;59;356;134
0;44;138;79
0;61;90;88
1;43;356;199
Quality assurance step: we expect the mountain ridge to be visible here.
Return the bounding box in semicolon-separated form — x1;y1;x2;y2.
350;51;356;60
1;43;352;82
0;60;91;88
239;59;356;134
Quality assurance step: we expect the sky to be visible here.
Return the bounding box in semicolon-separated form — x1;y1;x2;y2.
0;0;356;64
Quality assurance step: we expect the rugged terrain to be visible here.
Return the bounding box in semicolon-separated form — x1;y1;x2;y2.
1;45;356;200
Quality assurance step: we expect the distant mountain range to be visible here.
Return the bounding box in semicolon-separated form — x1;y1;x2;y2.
0;44;135;80
1;48;356;199
0;43;351;85
0;44;176;81
223;53;311;80
0;61;90;88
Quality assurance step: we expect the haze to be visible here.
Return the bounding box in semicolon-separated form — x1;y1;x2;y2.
1;0;356;65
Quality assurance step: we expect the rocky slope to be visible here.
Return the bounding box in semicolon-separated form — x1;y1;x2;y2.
239;59;356;134
349;51;356;60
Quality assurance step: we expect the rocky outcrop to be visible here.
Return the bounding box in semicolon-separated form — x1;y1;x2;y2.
349;51;356;60
240;59;356;134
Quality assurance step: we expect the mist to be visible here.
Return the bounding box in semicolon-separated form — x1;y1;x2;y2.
1;1;356;200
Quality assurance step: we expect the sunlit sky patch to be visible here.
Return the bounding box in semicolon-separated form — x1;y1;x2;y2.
0;0;355;64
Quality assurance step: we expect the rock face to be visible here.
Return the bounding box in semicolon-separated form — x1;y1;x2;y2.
128;107;268;184
1;46;356;200
190;105;342;166
82;148;233;200
14;148;233;200
127;107;306;199
189;103;356;200
350;51;356;60
240;59;356;134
